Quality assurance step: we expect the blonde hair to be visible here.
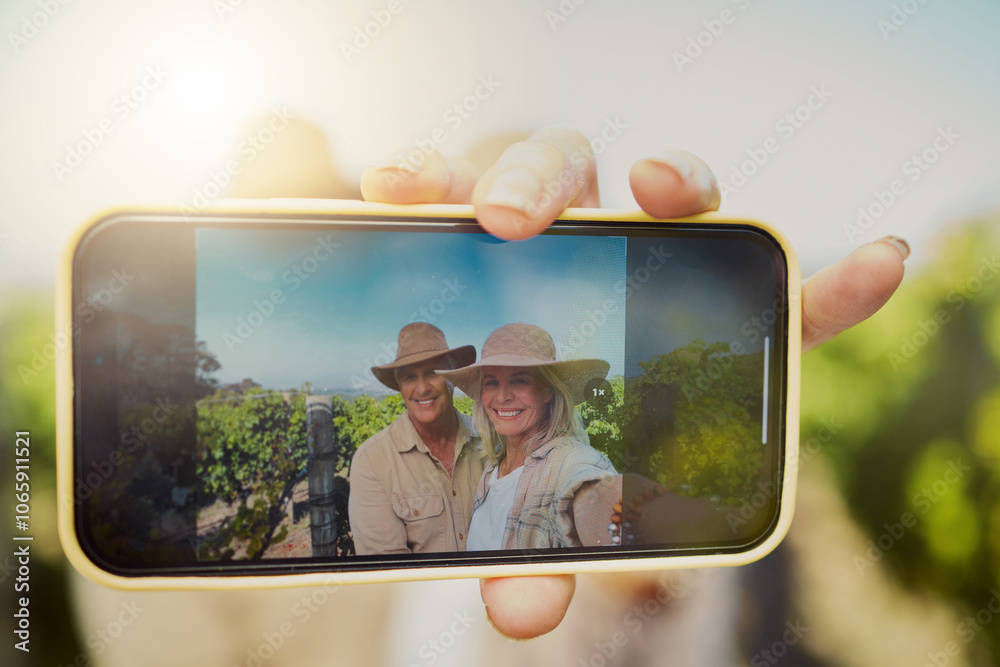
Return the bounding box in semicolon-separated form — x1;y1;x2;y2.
473;366;587;465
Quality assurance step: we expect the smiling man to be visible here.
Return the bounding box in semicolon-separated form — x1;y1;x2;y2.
348;322;484;554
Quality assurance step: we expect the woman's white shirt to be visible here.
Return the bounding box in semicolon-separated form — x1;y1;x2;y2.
466;465;524;551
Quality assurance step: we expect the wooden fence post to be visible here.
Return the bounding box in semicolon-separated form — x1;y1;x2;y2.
307;395;338;556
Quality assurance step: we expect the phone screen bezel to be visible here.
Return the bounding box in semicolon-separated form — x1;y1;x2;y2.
61;204;798;583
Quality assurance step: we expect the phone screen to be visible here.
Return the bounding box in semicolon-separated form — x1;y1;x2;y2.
71;212;790;576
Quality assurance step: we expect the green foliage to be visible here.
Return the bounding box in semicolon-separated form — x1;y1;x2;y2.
326;391;471;553
89;444;182;558
196;388;310;558
454;394;474;416
0;293;84;665
578;343;764;505
331;393;406;450
4;218;999;662
80;314;222;563
624;339;764;504
579;375;626;467
195;388;458;559
324;392;408;555
0;293;58;472
314;390;483;554
800;220;1000;650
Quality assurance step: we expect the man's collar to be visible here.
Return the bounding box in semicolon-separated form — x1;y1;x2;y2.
390;411;426;453
390;408;476;453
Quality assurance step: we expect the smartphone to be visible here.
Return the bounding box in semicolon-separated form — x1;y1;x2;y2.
57;200;801;589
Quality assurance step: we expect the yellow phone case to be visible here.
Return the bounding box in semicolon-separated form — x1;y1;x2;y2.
57;199;801;590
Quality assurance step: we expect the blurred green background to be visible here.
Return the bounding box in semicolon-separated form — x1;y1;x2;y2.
2;0;1000;664
4;214;999;665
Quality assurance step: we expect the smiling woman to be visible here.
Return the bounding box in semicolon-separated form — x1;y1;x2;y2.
440;322;619;551
480;367;553;446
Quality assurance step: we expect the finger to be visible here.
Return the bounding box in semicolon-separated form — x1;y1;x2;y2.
802;236;910;351
473;127;600;240
360;149;479;204
479;575;576;640
629;150;721;218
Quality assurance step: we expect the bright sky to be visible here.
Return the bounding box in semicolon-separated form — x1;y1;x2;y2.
196;228;627;390
1;0;998;289
194;227;782;392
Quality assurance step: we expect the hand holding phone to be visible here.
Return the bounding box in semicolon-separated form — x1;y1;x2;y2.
359;130;908;639
56;128;908;635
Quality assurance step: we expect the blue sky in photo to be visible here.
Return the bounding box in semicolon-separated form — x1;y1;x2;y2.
196;227;628;392
196;226;784;393
623;236;779;378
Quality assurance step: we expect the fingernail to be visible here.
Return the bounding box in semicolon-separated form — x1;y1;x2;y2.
483;167;542;213
876;235;911;260
646;153;694;180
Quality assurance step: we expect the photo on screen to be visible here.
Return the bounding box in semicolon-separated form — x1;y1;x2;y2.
188;226;781;561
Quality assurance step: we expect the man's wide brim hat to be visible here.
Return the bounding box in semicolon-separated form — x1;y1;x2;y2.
437;322;610;405
371;322;476;391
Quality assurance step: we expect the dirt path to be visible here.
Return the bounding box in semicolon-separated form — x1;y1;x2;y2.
196;478;313;559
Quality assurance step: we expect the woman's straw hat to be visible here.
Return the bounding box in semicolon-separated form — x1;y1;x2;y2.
438;322;609;404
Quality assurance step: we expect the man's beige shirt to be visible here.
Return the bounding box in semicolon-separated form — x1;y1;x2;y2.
348;410;484;554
